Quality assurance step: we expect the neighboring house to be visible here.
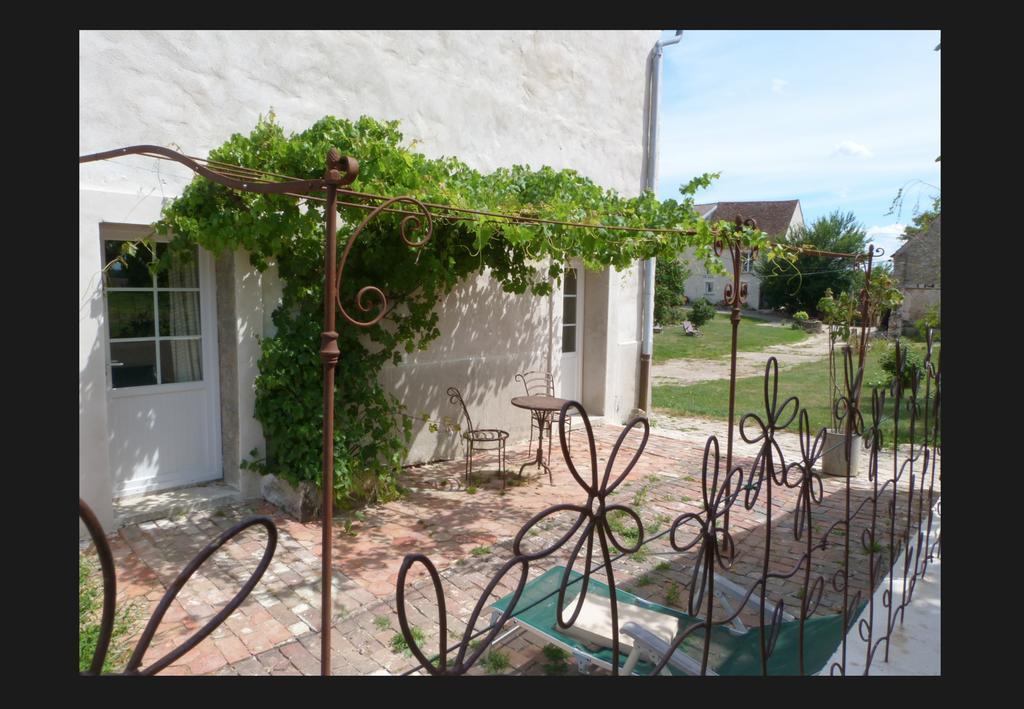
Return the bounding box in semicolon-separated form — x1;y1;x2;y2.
674;200;804;310
889;215;940;336
79;30;660;530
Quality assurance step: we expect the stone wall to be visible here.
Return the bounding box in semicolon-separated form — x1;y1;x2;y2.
890;215;940;335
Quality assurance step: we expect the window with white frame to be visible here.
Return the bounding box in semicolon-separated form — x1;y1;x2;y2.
743;250;754;273
103;240;203;388
705;281;715;295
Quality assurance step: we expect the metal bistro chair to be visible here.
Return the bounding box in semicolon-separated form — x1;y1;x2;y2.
447;386;509;488
515;371;572;463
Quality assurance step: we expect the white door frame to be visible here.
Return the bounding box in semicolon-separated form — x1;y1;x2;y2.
100;224;222;497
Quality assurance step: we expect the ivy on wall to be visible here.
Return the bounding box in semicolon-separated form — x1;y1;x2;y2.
155;113;786;507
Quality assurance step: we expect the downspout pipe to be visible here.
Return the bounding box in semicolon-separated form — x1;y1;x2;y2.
638;30;683;413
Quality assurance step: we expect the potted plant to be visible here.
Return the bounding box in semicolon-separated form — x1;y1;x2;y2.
816;288;861;476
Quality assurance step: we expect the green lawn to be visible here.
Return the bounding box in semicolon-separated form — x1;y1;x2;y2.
654;311;808;363
652;343;940;448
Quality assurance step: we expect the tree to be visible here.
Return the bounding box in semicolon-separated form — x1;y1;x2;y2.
755;210;867;315
898;195;940;241
653;257;691;325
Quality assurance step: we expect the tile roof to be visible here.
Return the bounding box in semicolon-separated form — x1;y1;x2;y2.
695;200;801;237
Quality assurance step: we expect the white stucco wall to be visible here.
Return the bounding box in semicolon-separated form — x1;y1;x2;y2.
80;29;659;508
678;248;761;311
80;30;655;195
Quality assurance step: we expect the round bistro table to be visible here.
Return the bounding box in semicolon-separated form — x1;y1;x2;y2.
511;394;570;483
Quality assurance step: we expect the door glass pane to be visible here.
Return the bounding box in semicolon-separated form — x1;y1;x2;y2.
158;292;201;336
564;268;577;295
104;240;155;288
563;298;577;325
562;324;576;353
160;340;203;384
156;243;200;288
110;341;157;387
107;292;155;339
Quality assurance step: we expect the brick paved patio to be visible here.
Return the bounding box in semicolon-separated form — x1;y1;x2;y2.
96;420;934;675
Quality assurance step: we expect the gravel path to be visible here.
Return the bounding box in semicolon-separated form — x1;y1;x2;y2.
652;328;831;387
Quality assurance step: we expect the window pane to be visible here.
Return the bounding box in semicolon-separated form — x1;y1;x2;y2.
158;292;201;336
562;324;576;353
160;340;203;384
107;292;155;339
563;268;577;296
156;243;199;288
110;341;157;388
563;297;577;325
103;240;154;288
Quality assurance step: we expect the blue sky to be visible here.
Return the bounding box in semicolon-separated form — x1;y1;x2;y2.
655;30;940;261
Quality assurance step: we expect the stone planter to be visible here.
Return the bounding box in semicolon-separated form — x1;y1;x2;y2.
260;473;322;521
821;431;862;477
798;319;823;333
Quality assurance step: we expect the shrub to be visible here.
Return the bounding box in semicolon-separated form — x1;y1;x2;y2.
792;310;809;329
659;305;687;327
654;258;692;326
688;298;716;328
915;304;940;342
878;343;925;390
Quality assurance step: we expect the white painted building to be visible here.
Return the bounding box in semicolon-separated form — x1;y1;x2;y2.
675;200;804;310
79;30;661;531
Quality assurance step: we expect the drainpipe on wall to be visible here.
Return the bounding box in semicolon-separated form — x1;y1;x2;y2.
637;29;683;413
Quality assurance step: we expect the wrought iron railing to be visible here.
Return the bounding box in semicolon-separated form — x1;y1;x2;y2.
395;333;940;675
78;499;278;675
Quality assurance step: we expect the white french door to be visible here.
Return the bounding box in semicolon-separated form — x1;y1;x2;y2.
101;225;221;497
559;265;584;401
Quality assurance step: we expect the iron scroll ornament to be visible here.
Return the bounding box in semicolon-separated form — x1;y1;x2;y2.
715;216;759;307
79;498;277;675
334;196;434;328
395;401;650;675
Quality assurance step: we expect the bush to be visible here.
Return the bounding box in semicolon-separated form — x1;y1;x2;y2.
915;304;940;341
792;310;809;329
654;257;692;326
877;343;925;390
688;298;716;328
659;305;687;327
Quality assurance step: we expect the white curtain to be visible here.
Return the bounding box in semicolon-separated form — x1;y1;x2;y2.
166;251;202;383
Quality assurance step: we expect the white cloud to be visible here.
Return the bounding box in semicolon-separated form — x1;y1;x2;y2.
771;77;788;94
833;140;873;158
865;223;907;261
866;223;906;238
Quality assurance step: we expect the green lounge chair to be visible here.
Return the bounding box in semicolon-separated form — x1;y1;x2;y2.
489;565;860;676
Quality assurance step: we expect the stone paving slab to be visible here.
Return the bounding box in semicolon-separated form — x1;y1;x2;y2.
88;420;939;676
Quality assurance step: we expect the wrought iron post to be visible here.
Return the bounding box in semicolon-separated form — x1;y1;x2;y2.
319;148;344;675
719;216;755;534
